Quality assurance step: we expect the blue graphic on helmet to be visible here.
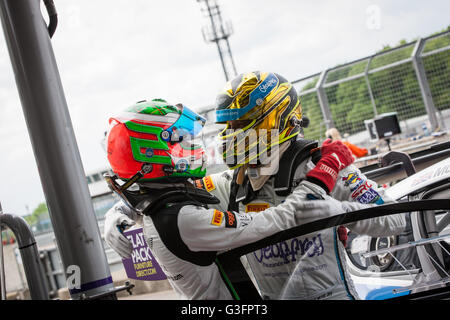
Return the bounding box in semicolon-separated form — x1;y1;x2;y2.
165;104;206;140
216;73;279;122
145;148;154;158
161;130;171;141
175;159;189;172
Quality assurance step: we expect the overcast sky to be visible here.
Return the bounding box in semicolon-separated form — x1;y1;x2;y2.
0;0;449;216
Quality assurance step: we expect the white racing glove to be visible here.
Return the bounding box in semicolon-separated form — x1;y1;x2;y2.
104;204;136;259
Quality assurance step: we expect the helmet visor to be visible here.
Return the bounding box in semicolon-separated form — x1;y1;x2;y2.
163;104;206;141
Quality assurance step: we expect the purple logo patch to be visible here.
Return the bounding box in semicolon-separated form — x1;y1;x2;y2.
121;227;167;281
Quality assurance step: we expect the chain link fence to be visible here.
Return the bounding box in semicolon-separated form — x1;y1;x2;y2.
197;30;449;171
292;29;450;143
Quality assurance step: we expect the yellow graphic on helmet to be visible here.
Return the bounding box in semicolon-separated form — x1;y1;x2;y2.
215;71;302;169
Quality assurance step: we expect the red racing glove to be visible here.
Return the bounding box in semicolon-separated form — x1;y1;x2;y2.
337;226;348;247
306;139;354;193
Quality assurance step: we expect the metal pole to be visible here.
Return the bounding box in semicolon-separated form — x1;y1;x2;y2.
411;38;440;131
316;70;335;129
0;0;114;299
364;56;378;117
0;213;49;300
0;203;6;300
204;0;229;80
215;5;237;77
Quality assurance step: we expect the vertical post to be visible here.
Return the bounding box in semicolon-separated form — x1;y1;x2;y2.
204;0;229;80
0;203;5;300
215;5;237;77
316;70;335;129
0;0;114;299
0;214;50;300
365;56;378;117
411;38;439;131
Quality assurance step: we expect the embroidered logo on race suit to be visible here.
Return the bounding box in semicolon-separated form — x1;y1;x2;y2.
225;211;237;228
236;212;253;228
357;187;384;204
245;203;270;213
350;180;384;204
167;273;184;281
319;163;337;180
342;172;361;187
253;234;324;266
351;181;373;199
211;209;223;226
194;179;205;189
331;153;345;170
221;171;233;181
203;176;215;192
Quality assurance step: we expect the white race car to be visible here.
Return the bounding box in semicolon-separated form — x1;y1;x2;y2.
347;153;450;300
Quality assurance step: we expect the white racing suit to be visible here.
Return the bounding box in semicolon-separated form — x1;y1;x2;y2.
105;179;376;300
200;159;406;300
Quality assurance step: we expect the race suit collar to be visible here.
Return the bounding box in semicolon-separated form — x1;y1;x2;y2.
248;140;292;191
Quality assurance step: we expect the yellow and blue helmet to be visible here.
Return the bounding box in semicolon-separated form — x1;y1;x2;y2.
215;71;302;169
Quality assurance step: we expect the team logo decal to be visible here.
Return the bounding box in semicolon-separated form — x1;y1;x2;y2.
194;179;205;189
342;172;361;187
357;188;384;204
175;159;189;172
145;147;154;158
211;209;223;226
225;211;237;228
202;176;216;192
253;234;324;266
245;203;270;213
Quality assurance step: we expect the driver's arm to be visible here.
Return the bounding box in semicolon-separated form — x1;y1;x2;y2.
178;180;375;252
331;164;406;236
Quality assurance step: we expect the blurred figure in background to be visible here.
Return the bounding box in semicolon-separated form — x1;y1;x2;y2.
326;127;368;158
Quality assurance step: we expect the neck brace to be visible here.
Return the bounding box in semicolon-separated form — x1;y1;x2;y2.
247;140;292;191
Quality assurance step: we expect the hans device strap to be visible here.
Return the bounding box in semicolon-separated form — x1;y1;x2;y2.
140;185;220;215
274;139;319;196
150;201;218;266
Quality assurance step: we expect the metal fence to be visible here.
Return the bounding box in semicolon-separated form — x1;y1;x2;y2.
292;30;450;142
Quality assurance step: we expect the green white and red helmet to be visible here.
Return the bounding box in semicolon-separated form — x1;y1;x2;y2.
106;99;207;185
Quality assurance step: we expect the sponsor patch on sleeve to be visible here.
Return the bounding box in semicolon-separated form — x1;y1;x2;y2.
224;211;237;228
211;209;224;226
342;172;362;188
203;176;216;192
356;187;384;204
194;179;205;189
245;203;270;213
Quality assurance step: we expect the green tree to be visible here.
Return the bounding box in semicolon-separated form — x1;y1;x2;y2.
24;202;49;226
297;26;450;139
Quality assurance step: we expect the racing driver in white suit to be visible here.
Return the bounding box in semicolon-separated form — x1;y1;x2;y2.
103;98;389;300
202;71;405;300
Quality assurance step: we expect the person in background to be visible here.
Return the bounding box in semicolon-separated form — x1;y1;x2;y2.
326;127;368;158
